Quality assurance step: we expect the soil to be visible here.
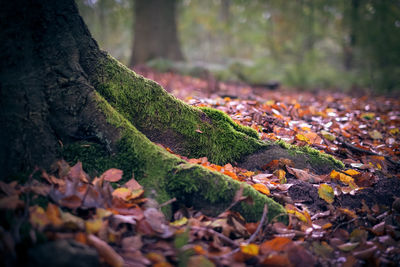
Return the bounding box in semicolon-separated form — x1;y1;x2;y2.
288;176;400;213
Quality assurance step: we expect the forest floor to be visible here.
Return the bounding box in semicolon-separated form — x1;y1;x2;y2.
1;68;400;267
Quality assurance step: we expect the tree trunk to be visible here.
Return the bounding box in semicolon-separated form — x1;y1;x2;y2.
129;0;184;67
0;0;342;221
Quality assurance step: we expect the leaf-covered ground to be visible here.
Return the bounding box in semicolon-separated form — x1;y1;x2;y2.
1;68;400;267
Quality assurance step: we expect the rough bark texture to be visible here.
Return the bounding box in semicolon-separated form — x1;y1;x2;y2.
129;0;184;67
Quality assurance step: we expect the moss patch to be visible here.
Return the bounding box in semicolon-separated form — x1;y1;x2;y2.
275;139;344;171
61;92;286;222
89;54;265;165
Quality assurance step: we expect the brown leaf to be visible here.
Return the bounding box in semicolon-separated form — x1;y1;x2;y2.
101;168;123;182
87;234;124;267
260;237;292;254
59;195;82;209
68;161;89;183
124;177;143;191
286;166;323;183
0;195;23;210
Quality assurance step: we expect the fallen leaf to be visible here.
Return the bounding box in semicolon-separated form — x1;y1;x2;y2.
337;242;359;252
240;243;259;256
318;184;334;204
101;168;123;182
87;234;124;267
112;188;132;201
368;130;383;140
344;169;360;176
0;195;22;210
286;166;323;183
330;170;357;189
170;217;188;227
260;237;292;253
274;169;286;184
252;183;270;196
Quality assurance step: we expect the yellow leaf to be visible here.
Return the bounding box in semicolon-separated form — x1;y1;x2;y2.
338;208;357;219
361;112;375;120
330;170;357;189
170;217;188;227
240;243;259;256
286;208;307;223
318;184;334;204
368;130;383;140
344;169;360;176
243;171;255;177
128;189;144;200
252;183;270;196
274;169;286;184
30;206;50;228
86;219;103;234
320;130;335;141
389;128;399;135
295;134;311;144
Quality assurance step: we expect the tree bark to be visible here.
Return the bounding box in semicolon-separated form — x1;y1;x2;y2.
0;0;342;221
129;0;184;67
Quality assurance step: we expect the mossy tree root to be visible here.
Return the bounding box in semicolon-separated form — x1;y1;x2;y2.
64;53;343;222
63;93;287;222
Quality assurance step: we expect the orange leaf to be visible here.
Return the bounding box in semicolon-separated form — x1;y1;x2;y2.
101;168;123;182
260;237;292;253
46;203;63;226
112;188;132;201
252;183;270;196
344;169;360;176
223;170;239;180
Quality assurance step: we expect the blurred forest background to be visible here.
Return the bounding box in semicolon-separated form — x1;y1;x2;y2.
76;0;400;93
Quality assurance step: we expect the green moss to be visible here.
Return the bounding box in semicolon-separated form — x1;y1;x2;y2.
61;92;286;222
199;107;259;139
89;54;265;165
168;163;287;222
275;139;344;170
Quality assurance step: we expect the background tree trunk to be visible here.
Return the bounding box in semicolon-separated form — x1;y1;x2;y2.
129;0;184;67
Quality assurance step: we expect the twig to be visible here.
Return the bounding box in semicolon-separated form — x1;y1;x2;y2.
245;204;268;244
332;218;356;233
213;203;270;258
217;184;245;218
158;197;177;209
190;226;239;247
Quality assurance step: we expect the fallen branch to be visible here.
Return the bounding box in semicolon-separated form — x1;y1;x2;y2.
158;197;177;209
190;226;239;247
337;137;400;166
